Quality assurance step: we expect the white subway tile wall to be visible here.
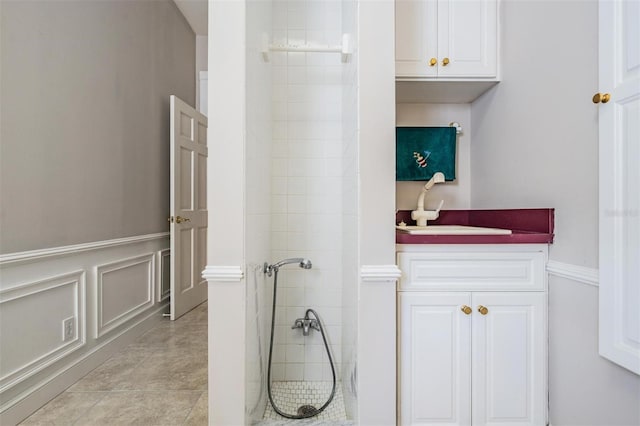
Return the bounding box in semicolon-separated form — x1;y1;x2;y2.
269;0;345;385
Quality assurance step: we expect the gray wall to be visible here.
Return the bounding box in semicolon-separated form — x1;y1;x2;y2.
470;1;640;424
0;0;195;253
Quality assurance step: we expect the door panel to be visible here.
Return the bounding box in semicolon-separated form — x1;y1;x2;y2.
438;0;497;78
471;293;546;426
196;227;207;287
396;0;438;77
180;148;193;210
170;95;208;320
179;228;193;293
399;292;472;426
197;153;207;210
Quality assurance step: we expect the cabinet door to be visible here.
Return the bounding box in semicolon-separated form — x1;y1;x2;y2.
396;0;438;78
437;0;498;78
399;293;472;426
471;293;547;426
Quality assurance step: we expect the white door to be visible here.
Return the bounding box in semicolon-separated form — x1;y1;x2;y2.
598;0;640;375
398;292;472;426
471;293;547;426
437;0;498;78
170;95;208;320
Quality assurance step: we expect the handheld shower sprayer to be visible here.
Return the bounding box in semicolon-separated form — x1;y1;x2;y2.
264;258;312;277
263;257;336;419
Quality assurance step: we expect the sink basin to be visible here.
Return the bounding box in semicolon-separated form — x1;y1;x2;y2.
396;225;512;235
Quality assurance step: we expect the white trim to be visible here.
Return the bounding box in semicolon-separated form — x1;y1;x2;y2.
202;265;244;282
547;260;599;287
0;233;170;266
360;265;402;282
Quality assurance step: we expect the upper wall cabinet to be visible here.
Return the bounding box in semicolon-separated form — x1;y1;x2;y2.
395;0;500;103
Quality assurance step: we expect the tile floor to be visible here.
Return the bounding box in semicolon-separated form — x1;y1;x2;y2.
20;302;208;426
21;302;354;426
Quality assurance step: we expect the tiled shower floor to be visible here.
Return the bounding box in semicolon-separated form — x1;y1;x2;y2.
262;381;349;423
256;420;355;426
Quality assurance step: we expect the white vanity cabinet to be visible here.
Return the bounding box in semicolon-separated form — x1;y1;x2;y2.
395;0;499;80
397;245;548;426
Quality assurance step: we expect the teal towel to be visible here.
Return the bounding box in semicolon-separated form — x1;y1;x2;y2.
396;127;456;181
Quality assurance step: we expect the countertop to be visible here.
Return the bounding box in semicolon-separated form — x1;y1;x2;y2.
396;208;554;244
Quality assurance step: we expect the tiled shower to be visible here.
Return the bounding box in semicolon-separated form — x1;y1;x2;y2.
245;0;358;423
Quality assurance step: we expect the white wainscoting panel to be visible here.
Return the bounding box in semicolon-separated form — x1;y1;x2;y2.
158;249;171;302
0;233;169;424
95;254;155;338
0;271;85;393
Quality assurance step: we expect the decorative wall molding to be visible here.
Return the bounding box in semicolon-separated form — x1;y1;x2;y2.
0;234;169;424
547;260;599;287
0;271;86;393
95;254;155;338
360;265;402;282
202;265;244;282
0;233;169;266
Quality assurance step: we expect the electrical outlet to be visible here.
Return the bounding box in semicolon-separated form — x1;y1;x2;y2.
62;317;75;342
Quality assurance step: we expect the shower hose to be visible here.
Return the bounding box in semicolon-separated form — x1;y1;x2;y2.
266;268;336;419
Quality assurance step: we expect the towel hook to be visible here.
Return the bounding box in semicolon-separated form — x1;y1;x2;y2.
449;122;462;134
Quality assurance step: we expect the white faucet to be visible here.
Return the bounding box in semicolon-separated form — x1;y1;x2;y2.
411;172;445;227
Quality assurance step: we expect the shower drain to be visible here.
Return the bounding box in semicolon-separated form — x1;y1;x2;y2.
297;405;318;416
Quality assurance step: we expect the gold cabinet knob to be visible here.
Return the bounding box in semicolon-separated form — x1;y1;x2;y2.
461;305;472;315
429;57;437;66
478;305;489;315
592;93;611;104
442;57;450;66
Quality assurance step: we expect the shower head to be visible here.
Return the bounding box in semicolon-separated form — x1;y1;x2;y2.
265;258;313;276
299;259;312;269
